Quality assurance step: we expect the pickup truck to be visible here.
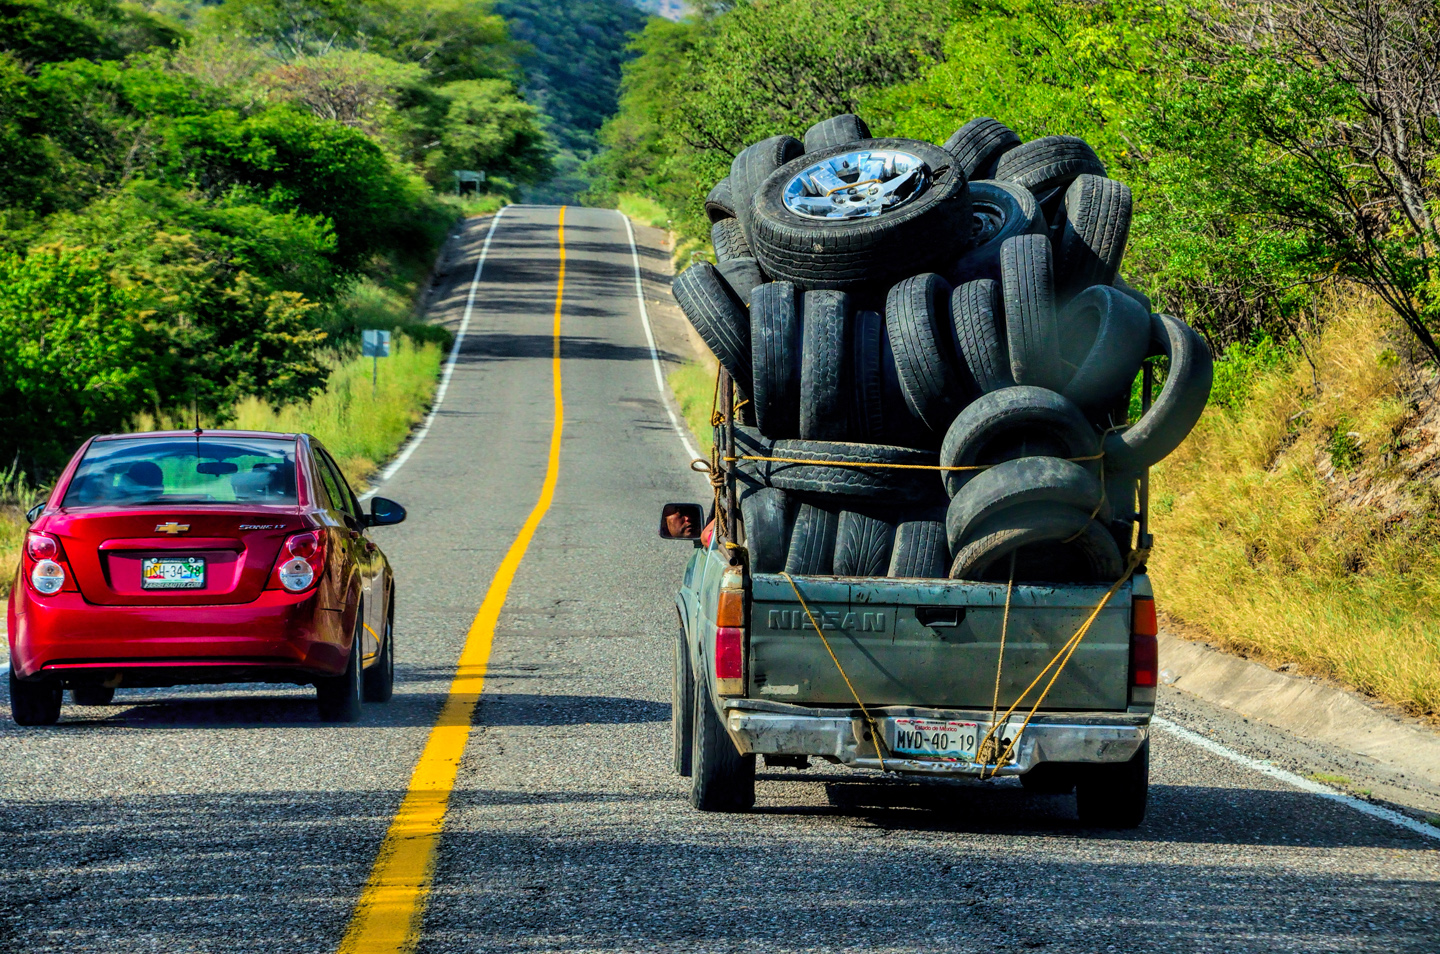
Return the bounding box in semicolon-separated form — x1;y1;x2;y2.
659;421;1158;829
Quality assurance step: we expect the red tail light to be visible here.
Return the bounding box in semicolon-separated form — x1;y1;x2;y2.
22;531;77;595
267;530;327;592
715;571;745;695
716;627;744;679
26;532;59;561
1130;596;1158;688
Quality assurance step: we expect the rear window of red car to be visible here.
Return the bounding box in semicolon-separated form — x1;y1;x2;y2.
62;437;299;508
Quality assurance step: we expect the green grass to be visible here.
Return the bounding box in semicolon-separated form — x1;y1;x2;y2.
617;192;669;229
668;358;717;458
440;193;510;218
1307;773;1352;786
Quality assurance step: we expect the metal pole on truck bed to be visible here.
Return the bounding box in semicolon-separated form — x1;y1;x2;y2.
723;370;737;548
1139;361;1154;553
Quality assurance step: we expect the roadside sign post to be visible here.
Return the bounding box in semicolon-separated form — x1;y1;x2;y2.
362;329;392;397
453;170;486;195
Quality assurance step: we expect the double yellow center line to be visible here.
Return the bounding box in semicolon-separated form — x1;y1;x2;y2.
337;207;568;953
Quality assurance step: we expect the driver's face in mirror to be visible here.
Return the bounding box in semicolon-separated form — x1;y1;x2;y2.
664;508;694;538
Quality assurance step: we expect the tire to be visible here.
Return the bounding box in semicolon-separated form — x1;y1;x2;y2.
70;686;114;706
951;279;1013;395
1000;234;1065;391
731;425;775;490
1054;174;1132;301
887;520;949;578
784;502;839;575
672;262;752;398
1058;285;1150;417
945;456;1107;554
690;675;755;811
948;502;1124;584
711;218;752;262
1104;313;1214;472
1020;762;1078;795
705;177;737;223
878;321;936;449
833;510;895;577
673;621;695;777
717;257;765;307
803;113;871;153
750;282;801;439
947;180;1045;286
749;138;973;292
317;622;364;723
362;603;395;703
731;135;804;243
939;387;1100;498
1113;274;1152;314
740;486;794;573
1076;740;1149;829
942;117;1022;180
799;290;854;441
851;309;887;443
886;273;971;434
10;671;61;726
769;439;943;505
993;136;1106;198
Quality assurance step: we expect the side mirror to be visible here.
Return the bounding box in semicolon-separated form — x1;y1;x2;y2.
26;503;45;523
367;496;407;527
659;502;704;544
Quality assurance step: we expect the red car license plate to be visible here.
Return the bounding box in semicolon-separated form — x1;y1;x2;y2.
141;557;206;590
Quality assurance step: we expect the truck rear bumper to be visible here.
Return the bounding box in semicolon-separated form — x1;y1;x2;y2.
723;700;1149;776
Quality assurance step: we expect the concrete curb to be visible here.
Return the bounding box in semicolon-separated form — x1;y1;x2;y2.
1160;631;1440;789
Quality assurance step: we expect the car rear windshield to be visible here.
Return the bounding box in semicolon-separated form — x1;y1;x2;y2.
62;437;299;508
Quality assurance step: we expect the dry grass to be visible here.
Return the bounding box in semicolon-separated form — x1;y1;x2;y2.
1151;292;1440;717
668;357;720;458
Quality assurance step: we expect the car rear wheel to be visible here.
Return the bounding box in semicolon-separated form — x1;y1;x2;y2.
1075;741;1149;828
363;606;395;703
10;671;61;726
70;686;115;706
317;622;364;723
690;675;754;811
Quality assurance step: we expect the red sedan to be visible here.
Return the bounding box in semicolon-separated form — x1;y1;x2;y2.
7;430;405;725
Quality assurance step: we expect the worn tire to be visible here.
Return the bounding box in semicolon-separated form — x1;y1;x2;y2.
731;425;775;491
672;262;752;397
691;676;755;811
804;113;871;153
948;180;1045;286
784;502;839;575
878;321;936;449
948;502;1124;584
952;279;1013;395
851;309;888;443
770;439;942;505
1104;313;1214;471
1076;740;1149;829
945;456;1107;554
749;138;972;292
1020;762;1078;795
750;282;801;439
711;218;752;262
731;135;804;244
1059;285;1150;417
741;486;794;573
1054;175;1132;301
673;621;695;776
800;290;854;441
887;520;949;579
705;177;737;223
833;510;895;577
70;686;115;706
939;386;1100;498
886;273;971;434
10;671;61;726
994;136;1106;198
1000;234;1064;391
717;257;765;307
942;117;1022;180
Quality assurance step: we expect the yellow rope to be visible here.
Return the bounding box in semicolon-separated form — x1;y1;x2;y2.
981;551;1017;767
779;571;889;772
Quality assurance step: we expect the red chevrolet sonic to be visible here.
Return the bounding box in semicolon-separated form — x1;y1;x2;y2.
7;430;405;726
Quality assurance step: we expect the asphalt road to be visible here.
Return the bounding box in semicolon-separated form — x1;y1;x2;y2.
1;205;1437;954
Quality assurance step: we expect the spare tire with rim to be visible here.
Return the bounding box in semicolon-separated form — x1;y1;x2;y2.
672;262;751;397
799;290;855;441
887;520;949;579
711;218;752;262
731;135;804;243
940;386;1100;498
1104;313;1213;472
947;180;1045;287
994;136;1106;199
750;282;801;438
1058;285;1150;417
945;456;1107;554
1054;174;1132;301
949;502;1124;583
1000;234;1065;391
804;113;871;153
749;138;973;292
706;178;737;223
768;439;942;504
943;117;1022;181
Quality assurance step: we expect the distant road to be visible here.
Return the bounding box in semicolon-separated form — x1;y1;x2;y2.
0;205;1435;954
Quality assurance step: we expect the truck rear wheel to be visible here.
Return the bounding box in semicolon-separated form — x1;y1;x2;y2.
672;623;694;777
690;679;755;812
1075;740;1148;828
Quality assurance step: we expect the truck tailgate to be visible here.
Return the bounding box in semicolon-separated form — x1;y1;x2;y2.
749;574;1133;710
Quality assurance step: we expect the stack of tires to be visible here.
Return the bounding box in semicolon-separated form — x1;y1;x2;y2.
672;114;1214;583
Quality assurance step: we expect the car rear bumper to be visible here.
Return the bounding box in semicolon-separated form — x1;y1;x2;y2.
722;699;1149;776
7;586;349;684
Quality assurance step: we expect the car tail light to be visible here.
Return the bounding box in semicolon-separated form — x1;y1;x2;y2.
23;531;76;595
268;530;327;593
26;533;58;561
715;569;746;695
1130;596;1158;690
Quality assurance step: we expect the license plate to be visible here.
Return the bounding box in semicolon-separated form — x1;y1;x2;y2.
142;557;206;590
887;718;980;760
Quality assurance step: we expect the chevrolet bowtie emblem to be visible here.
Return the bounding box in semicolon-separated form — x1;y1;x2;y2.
155;522;190;535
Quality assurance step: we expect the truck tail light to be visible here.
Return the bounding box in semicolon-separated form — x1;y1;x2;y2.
716;627;744;679
715;570;745;695
267;530;327;592
1130;596;1158;690
23;531;77;595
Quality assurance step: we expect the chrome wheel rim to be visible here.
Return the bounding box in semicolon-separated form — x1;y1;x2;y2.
782;149;928;219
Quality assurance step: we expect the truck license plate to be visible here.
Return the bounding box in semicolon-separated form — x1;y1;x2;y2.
887;718;979;760
142;557;206;590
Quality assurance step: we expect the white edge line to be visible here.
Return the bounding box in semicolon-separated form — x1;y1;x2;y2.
360;208;507;503
1153;715;1440;841
620;213;704;468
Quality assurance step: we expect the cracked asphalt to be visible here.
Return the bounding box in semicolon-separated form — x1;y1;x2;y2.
1;205;1436;954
